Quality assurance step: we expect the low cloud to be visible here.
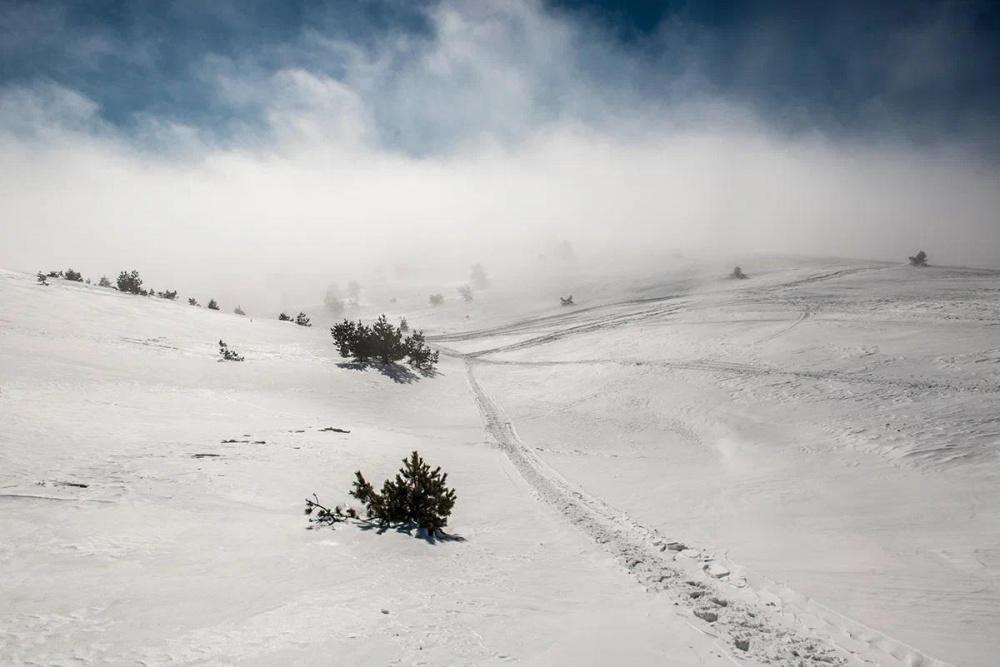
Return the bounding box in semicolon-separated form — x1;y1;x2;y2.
1;0;998;308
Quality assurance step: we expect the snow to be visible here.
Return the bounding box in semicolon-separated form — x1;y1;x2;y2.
1;258;998;665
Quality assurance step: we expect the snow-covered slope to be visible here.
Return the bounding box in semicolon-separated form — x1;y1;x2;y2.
1;259;997;665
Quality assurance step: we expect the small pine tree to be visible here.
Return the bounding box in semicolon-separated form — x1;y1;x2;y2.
116;270;143;294
36;272;49;285
909;250;929;267
404;330;439;372
98;275;112;288
234;305;246;316
349;451;457;533
64;269;83;282
218;339;245;362
278;312;292;321
158;289;178;300
47;270;63;278
207;299;220;311
399;317;409;332
295;312;312;327
188;297;200;307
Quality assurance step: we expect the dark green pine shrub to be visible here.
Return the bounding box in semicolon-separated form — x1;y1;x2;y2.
207;299;220;311
350;451;457;533
278;312;292;321
188;297;200;307
36;272;49;285
330;315;439;371
295;312;311;327
116;270;143;294
218;339;244;362
64;269;83;282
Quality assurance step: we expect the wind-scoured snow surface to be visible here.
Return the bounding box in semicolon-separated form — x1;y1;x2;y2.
1;258;998;665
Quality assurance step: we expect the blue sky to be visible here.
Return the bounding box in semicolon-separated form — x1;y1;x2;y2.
3;0;997;154
1;0;999;291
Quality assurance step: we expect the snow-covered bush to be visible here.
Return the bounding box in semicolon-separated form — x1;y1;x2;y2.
330;315;439;371
278;312;292;321
234;305;246;316
36;272;49;285
116;270;143;294
909;250;928;267
218;339;244;362
158;290;178;300
207;299;220;311
295;312;311;327
98;275;112;288
399;317;409;332
63;269;83;282
730;266;748;279
188;297;200;307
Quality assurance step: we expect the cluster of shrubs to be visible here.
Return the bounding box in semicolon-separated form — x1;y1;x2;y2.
279;312;312;326
331;315;438;372
425;263;489;307
305;451;457;535
37;268;85;285
218;339;245;362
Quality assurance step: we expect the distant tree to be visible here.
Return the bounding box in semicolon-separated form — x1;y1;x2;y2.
295;312;312;327
470;263;489;290
36;272;49;285
63;269;83;282
218;339;245;362
554;240;574;261
85;278;91;285
730;266;748;279
324;284;345;315
347;280;362;306
234;305;246;316
47;270;63;278
331;315;439;372
560;295;574;306
188;297;200;307
457;284;474;302
158;290;178;300
278;312;292;321
207;299;220;311
116;270;143;294
399;317;409;332
909;250;929;267
98;275;112;288
429;293;444;306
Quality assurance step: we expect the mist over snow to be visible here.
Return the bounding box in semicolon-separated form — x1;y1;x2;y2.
1;0;999;311
3;3;1000;666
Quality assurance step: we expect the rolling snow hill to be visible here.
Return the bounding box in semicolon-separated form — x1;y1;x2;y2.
1;258;998;665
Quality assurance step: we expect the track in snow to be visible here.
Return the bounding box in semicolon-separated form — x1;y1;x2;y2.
464;361;950;667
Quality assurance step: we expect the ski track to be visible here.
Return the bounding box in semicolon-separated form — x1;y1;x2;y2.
465;361;951;667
